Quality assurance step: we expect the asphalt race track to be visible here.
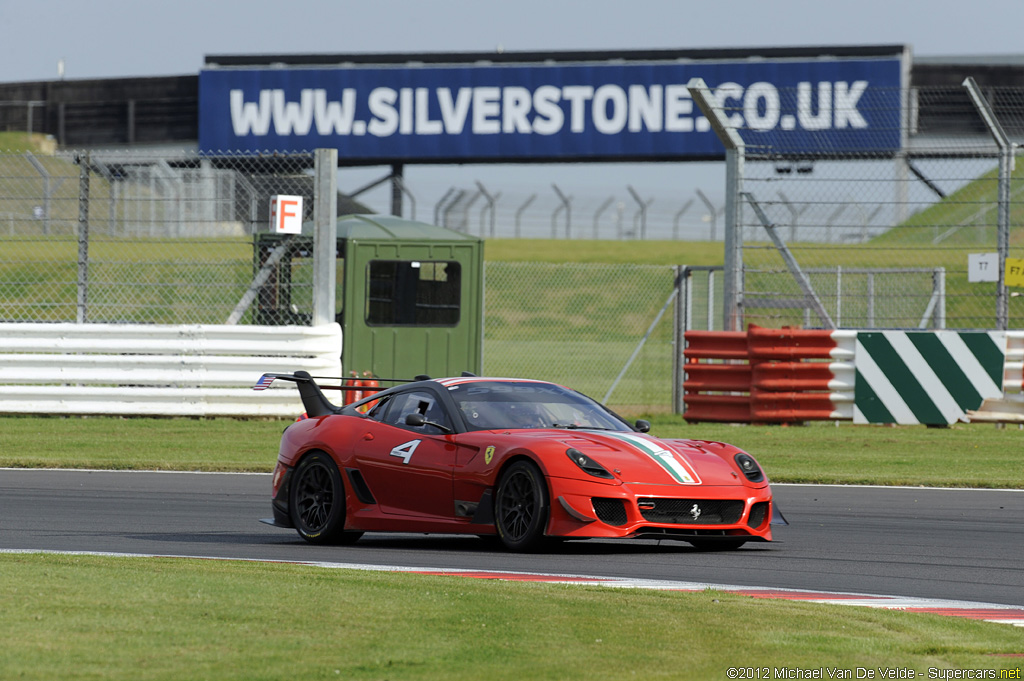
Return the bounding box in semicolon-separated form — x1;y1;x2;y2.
1;469;1022;607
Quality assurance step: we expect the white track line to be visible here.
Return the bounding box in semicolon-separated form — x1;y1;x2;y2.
3;548;1022;627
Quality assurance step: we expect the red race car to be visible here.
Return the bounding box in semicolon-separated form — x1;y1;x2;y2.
257;372;785;551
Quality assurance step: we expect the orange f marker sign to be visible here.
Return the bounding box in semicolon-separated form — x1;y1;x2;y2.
270;195;304;234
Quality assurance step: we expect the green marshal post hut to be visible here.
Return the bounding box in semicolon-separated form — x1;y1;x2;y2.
255;214;483;381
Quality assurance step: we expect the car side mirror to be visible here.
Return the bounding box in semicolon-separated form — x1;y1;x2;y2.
405;411;454;434
634;419;651;433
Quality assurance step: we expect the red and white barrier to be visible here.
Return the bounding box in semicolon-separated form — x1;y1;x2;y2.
686;327;1022;425
683;326;855;423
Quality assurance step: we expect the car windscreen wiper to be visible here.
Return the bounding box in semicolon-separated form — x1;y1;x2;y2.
552;423;616;430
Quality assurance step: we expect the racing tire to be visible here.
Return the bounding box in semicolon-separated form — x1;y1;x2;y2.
494;460;550;552
688;538;747;551
289;452;363;545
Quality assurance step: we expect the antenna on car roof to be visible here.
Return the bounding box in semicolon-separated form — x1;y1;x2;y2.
461;371;478;377
256;370;338;417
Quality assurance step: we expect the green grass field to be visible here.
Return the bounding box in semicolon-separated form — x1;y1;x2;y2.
1;553;1020;681
3;415;1022;488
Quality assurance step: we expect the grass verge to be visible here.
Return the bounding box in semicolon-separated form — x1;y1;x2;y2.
1;416;1023;488
1;553;1021;681
646;416;1024;489
0;416;287;472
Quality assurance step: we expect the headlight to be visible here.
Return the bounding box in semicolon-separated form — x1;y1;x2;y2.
566;448;614;479
734;453;765;483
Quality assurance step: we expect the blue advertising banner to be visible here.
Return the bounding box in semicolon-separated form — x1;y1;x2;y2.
199;57;903;161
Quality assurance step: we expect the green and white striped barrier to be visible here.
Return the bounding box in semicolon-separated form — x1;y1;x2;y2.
853;331;1006;425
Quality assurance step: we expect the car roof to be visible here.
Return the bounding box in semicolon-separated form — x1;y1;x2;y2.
431;376;563;389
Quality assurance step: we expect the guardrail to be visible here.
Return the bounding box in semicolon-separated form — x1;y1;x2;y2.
967;331;1024;423
0;322;341;417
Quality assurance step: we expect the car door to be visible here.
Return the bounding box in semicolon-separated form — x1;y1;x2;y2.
352;388;457;519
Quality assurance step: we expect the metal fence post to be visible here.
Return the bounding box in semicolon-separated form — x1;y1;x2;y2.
934;267;947;329
671;265;688;415
313;148;338;327
552;184;572;238
390;163;404;217
515;194;536;238
434;187;456;226
688;78;745;331
475;180;498;237
76;153;90;324
963;77;1014;330
627;185;653;239
25;152;52;236
695;189;717;241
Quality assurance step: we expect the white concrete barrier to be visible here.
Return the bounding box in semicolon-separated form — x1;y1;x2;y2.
0;322;341;417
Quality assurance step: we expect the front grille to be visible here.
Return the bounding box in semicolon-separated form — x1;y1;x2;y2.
592;497;628;526
748;502;769;529
637;498;743;525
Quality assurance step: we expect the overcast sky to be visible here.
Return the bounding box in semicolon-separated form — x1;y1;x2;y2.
3;0;1022;235
4;0;1022;83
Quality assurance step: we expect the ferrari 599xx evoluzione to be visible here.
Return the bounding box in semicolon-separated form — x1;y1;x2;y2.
256;372;785;551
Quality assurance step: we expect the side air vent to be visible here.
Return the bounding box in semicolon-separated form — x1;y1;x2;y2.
345;468;376;504
747;502;769;529
592;498;628;526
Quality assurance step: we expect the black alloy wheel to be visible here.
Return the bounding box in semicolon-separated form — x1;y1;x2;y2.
494;460;550;552
289;452;362;545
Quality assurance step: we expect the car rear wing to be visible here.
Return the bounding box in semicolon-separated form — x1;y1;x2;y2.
253;371;419;417
252;371;341;417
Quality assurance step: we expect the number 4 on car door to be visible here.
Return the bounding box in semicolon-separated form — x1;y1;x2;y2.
390;439;421;464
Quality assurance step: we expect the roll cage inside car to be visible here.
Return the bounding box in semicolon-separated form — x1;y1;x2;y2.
348;380;638;435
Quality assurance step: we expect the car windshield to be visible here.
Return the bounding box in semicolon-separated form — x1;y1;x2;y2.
446;381;632;432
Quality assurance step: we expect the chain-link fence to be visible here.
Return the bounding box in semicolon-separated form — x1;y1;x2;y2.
0;150;318;324
721;83;1024;330
0;148;685;412
482;261;677;411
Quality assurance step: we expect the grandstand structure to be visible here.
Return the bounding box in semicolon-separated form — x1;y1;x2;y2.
1;47;1022;153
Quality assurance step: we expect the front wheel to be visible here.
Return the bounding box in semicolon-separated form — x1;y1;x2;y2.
494;460;550;552
289;452;362;545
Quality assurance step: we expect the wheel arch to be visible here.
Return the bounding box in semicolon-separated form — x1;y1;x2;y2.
494;450;549;486
492;452;555;543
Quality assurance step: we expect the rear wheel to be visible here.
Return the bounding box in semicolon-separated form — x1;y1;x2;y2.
289;452;363;545
494;460;550;552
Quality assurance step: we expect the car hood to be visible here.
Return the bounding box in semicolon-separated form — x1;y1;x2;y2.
551;430;748;487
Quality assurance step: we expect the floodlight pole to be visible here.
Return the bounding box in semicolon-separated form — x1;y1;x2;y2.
313;148;338;327
687;78;745;332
